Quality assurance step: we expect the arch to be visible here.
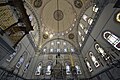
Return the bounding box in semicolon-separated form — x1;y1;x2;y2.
65;61;71;75
85;57;93;72
45;61;53;75
15;51;28;69
75;65;82;74
24;1;41;50
103;31;120;50
35;61;43;75
23;57;32;72
88;51;100;67
92;4;99;13
94;43;110;61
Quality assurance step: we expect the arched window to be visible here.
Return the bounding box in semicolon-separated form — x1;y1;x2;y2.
75;65;82;74
29;14;33;21
57;41;60;44
78;31;82;36
35;63;42;75
57;48;61;52
70;48;75;52
88;18;93;25
85;58;93;72
84;28;88;34
50;48;54;53
79;42;82;47
6;44;21;62
23;58;32;72
95;43;110;60
79;23;85;29
89;52;100;67
65;63;71;75
46;65;51;75
92;5;99;12
51;42;54;46
63;42;67;46
103;31;120;50
81;36;85;41
64;48;68;52
16;52;27;68
82;14;88;21
6;52;17;62
43;47;47;53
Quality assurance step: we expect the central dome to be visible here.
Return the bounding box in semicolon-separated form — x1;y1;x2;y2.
41;0;76;33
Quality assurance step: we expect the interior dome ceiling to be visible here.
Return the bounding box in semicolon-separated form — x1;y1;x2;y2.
25;0;89;51
41;0;77;33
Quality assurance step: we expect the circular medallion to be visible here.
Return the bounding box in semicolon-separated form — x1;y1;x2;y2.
53;10;64;21
74;0;83;8
68;33;74;39
43;34;48;39
34;0;42;8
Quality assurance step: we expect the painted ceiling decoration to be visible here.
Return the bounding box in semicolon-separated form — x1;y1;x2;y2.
43;33;49;39
68;33;75;39
25;0;91;52
34;0;42;8
74;0;83;8
41;0;77;34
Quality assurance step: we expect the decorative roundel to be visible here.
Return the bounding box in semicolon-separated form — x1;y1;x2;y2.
43;34;48;39
116;11;120;23
68;33;74;39
53;10;64;21
74;0;83;8
34;0;42;8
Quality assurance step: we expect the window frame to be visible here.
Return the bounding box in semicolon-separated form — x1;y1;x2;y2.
89;51;100;67
103;31;120;50
35;63;42;76
95;43;110;61
85;58;93;72
82;14;88;21
92;5;99;12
